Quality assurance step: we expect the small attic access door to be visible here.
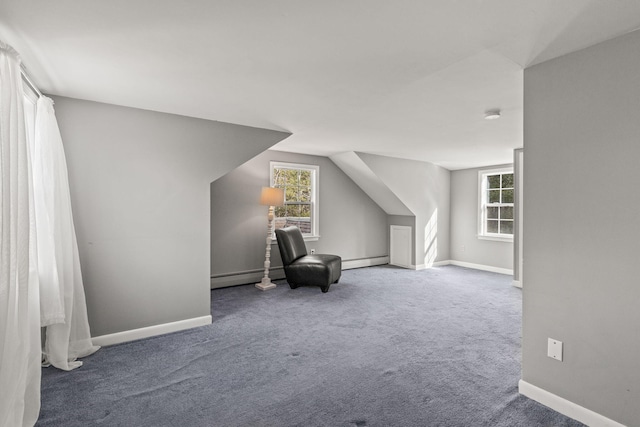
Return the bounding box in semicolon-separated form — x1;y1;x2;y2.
390;225;412;268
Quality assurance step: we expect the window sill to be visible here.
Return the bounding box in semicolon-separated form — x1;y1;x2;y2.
478;235;513;243
271;235;320;244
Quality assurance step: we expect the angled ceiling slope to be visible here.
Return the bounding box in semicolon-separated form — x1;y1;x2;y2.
330;152;413;216
1;1;640;170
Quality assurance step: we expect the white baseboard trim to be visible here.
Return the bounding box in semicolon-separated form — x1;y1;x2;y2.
342;256;389;270
432;260;450;267
392;260;446;270
512;280;522;288
448;260;513;276
92;315;212;347
413;260;450;270
392;260;512;275
387;262;415;269
519;380;625;427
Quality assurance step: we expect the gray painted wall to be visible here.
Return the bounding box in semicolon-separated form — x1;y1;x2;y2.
211;150;388;284
53;96;289;337
523;30;640;425
513;149;523;284
450;165;513;270
357;153;451;267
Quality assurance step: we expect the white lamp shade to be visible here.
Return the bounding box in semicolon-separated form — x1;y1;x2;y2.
260;187;285;206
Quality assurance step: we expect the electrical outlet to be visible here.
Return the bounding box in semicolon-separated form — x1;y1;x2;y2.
310;249;316;254
461;245;466;252
547;338;563;361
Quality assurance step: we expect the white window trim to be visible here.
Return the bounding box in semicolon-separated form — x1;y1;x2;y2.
478;167;514;242
270;161;320;242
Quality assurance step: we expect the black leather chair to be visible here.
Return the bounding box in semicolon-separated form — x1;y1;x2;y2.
275;226;342;293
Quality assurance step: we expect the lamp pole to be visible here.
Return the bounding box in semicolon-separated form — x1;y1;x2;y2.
255;187;284;291
256;204;277;291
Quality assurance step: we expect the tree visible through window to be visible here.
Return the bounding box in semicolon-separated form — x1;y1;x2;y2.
479;169;514;239
270;162;318;237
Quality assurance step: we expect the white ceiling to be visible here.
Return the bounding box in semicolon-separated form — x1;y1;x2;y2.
2;1;640;170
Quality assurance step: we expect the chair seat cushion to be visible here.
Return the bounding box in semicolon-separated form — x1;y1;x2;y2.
275;226;342;292
286;254;341;288
295;254;340;266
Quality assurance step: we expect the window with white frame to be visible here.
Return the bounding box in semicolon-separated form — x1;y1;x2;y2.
270;162;319;238
479;168;514;240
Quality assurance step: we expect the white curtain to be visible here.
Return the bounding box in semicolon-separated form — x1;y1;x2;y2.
0;41;41;427
1;39;100;426
34;96;99;370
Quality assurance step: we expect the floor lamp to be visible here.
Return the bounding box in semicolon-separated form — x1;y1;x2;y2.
256;187;285;291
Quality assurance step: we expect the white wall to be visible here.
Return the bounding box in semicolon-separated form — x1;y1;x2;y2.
450;165;513;271
53;96;289;337
522;30;640;426
211;150;389;286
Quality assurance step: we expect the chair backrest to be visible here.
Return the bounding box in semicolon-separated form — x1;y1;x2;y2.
275;226;307;266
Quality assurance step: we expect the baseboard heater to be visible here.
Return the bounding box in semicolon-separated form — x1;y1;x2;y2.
211;256;389;289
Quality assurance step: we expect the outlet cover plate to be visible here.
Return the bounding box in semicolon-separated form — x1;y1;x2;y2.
547;338;563;361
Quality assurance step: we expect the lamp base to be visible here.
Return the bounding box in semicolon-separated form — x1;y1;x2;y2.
255;279;277;291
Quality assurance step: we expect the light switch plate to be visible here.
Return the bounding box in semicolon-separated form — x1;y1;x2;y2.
547;338;563;361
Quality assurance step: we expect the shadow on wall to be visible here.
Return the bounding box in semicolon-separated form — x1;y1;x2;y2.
424;209;438;267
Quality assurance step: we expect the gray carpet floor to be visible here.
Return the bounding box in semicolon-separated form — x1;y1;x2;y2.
36;265;584;426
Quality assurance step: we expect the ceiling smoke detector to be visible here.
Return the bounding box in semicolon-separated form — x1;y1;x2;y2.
485;110;501;120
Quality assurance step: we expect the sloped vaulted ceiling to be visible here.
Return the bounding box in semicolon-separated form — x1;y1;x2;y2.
1;1;640;169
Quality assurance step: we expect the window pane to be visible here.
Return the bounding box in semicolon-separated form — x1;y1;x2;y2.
500;220;514;235
487;220;499;233
488;175;501;189
297;219;312;234
300;204;311;218
273;168;286;185
285;169;298;184
501;173;514;188
487;207;499;219
502;189;514;203
286;204;300;218
500;206;513;220
299;187;311;202
275;206;286;217
488;189;500;203
285;186;297;202
299;170;311;186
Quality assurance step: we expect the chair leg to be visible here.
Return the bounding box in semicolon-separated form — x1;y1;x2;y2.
289;282;298;289
321;285;330;293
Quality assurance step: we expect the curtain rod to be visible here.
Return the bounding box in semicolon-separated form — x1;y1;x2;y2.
20;65;42;98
